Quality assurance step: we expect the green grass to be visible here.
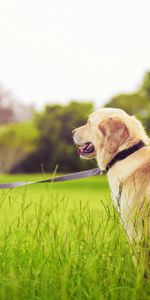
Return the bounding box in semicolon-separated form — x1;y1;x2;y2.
0;174;149;300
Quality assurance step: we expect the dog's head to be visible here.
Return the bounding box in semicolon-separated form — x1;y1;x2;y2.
73;108;149;169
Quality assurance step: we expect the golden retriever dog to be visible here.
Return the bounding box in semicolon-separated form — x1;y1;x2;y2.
73;108;150;264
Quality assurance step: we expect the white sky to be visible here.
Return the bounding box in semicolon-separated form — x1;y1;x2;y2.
0;0;150;109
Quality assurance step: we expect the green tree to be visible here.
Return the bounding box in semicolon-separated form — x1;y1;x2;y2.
139;71;150;98
15;101;95;173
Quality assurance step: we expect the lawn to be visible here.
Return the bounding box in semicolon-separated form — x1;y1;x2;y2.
0;173;149;300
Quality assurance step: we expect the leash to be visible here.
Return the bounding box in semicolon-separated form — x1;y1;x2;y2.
0;168;103;190
0;140;145;190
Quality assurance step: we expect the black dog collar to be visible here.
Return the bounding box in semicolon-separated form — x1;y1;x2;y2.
105;140;145;173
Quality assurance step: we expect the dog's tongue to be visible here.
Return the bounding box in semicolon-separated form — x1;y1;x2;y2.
77;143;94;156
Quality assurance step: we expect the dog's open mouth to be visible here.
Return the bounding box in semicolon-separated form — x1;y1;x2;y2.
77;142;95;157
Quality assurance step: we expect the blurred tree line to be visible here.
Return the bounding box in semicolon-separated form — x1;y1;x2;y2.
11;101;96;173
0;71;150;173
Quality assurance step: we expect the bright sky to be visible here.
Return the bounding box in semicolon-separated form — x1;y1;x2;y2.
0;0;150;109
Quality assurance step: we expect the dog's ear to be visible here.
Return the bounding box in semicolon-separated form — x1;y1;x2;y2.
99;117;129;153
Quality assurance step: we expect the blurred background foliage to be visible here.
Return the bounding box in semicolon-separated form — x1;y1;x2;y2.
0;71;150;173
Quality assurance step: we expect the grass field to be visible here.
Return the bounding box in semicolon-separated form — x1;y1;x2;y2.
0;173;149;300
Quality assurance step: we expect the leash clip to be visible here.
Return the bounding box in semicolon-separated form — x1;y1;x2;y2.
99;169;107;175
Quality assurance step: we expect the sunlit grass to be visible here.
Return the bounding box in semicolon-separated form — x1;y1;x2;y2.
0;175;149;300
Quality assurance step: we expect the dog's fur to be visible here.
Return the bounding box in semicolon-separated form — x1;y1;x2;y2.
73;108;150;263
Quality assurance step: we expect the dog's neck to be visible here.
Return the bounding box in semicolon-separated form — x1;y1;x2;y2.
105;141;145;173
105;141;148;200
